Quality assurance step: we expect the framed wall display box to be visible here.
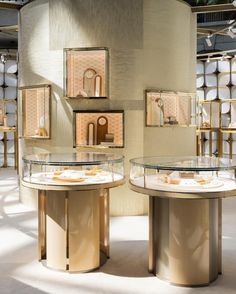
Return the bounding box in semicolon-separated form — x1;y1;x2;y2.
74;110;124;148
145;90;194;127
64;47;109;99
20;84;51;139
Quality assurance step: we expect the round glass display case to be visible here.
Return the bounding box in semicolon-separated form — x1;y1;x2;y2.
22;152;125;273
129;156;236;287
130;156;236;196
23;152;124;188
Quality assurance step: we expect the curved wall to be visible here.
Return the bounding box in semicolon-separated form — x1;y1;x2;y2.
18;0;196;215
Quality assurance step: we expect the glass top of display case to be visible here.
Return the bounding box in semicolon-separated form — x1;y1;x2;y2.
23;152;124;166
130;156;236;172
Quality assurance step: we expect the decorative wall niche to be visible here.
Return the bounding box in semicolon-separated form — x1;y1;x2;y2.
20;85;51;139
145;90;193;127
74;110;124;148
64;47;109;99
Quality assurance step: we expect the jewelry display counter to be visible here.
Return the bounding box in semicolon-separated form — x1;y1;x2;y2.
129;156;236;287
22;152;125;272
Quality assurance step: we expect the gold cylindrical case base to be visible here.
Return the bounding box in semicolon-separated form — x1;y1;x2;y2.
38;189;110;272
149;197;221;287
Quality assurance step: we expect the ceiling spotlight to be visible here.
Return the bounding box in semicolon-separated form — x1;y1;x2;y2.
227;27;236;38
207;56;210;63
232;0;236;8
205;35;212;47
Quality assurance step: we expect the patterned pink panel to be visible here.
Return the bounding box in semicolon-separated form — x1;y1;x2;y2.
24;87;50;137
76;113;123;146
67;49;106;97
177;94;191;125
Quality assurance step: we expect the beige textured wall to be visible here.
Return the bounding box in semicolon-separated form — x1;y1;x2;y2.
18;0;196;215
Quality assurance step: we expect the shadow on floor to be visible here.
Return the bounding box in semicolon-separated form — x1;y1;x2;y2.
100;240;151;278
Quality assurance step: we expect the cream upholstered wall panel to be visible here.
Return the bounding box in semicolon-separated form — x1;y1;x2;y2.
19;0;196;215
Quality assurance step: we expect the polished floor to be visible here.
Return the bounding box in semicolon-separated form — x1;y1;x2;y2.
1;168;236;294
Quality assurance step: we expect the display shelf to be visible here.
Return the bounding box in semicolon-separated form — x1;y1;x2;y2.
64;47;109;99
196;58;236;157
74;110;124;148
145;89;195;127
0;54;18;168
19;84;51;139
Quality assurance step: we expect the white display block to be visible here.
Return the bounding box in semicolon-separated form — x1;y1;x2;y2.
219;87;230;99
197;89;204;101
205;88;217;100
231;103;236;125
223;133;229;140
232;141;236;154
231;86;236;99
205;132;217;140
223;140;230;154
6;102;16;114
0;87;3;98
204;140;217;155
218;60;230;72
231;58;236;71
5;86;17;99
205;61;217;74
218;73;230;86
0;73;4;86
196;75;204;88
6;113;16;127
232;134;236;140
5;60;17;74
222;113;230;127
0;63;4;73
7;132;14;140
7;140;14;154
5;74;17;87
231;73;236;86
221;102;230;114
196;61;204;75
0;141;3;153
212;103;220;127
205;74;217;87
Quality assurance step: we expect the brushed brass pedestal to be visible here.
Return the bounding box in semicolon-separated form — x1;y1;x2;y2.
38;189;110;272
149;197;221;286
